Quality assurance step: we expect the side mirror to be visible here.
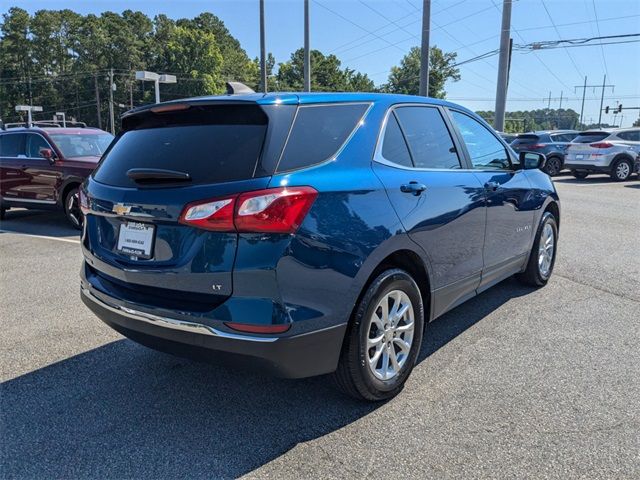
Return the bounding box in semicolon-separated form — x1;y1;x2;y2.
39;148;56;163
518;151;546;170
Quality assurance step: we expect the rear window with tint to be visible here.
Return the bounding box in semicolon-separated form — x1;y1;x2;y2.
93;105;267;187
0;134;25;157
572;132;609;143
512;135;540;146
276;103;369;172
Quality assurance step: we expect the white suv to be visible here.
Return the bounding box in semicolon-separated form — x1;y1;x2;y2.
565;128;640;181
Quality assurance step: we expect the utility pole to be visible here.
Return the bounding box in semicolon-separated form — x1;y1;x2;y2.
108;68;115;135
418;0;431;97
493;0;512;131
576;76;587;126
559;91;563;109
597;74;606;127
575;76;614;127
547;91;551;110
259;0;267;93
129;81;134;110
303;0;311;92
94;74;102;129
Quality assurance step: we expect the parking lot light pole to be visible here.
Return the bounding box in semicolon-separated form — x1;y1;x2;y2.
135;71;177;104
55;112;66;127
15;105;43;127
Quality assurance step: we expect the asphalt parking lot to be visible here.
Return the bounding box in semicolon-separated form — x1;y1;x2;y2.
1;176;639;479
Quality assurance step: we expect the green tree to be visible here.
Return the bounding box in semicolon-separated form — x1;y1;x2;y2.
276;48;374;92
633;117;640;127
383;46;460;98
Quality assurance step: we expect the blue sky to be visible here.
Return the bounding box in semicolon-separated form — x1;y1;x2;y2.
10;0;640;127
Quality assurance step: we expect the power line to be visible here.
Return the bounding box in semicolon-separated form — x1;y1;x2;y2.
591;0;609;77
539;0;583;77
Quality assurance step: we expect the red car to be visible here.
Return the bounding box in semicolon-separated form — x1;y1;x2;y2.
0;126;114;228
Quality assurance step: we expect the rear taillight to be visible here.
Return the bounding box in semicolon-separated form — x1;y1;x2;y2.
589;142;613;149
79;189;89;215
178;186;318;234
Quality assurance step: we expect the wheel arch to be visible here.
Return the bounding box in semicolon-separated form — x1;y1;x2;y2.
59;178;83;207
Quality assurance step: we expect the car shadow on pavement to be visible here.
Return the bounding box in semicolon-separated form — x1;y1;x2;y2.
624;183;640;189
0;209;79;239
552;176;625;185
1;279;534;478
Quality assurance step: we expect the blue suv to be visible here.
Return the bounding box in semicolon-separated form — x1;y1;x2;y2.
80;92;560;401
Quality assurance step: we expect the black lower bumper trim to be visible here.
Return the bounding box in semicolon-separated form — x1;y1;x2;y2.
81;289;347;379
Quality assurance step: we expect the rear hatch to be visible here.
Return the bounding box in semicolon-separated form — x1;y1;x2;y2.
82;101;292;312
567;131;611;153
511;134;542;152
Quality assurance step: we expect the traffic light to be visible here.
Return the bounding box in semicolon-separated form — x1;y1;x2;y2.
618;104;623;113
605;106;609;114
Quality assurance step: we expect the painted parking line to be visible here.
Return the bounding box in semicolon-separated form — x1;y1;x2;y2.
0;230;81;244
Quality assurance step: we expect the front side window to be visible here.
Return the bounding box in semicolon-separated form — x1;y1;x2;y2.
451;111;511;170
277;103;369;172
0;134;26;157
26;134;50;158
394;106;461;169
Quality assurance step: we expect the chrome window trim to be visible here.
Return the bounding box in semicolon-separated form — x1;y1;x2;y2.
373;103;465;172
1;196;57;205
81;287;280;343
274;101;374;174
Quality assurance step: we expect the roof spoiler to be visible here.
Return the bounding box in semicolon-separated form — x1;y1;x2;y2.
226;81;255;95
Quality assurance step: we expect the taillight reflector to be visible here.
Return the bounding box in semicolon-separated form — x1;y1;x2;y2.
178;186;318;233
589;142;613;149
224;322;291;334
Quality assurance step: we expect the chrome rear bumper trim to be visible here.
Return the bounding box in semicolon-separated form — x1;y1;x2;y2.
81;287;279;343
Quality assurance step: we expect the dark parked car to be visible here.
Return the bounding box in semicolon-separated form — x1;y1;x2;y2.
0;126;114;228
511;130;579;176
80;92;560;401
497;131;518;144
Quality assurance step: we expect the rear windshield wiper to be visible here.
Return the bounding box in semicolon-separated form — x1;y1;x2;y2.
126;168;191;184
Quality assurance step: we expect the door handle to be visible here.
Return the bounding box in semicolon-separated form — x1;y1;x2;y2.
484;181;500;191
400;182;427;196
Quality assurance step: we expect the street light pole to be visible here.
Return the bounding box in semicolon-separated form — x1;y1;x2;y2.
135;71;177;104
15;105;43;127
303;0;311;92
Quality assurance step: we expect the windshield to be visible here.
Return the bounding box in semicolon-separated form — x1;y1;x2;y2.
50;133;114;158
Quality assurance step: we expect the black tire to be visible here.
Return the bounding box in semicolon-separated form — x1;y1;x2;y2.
572;170;589;179
333;269;424;401
517;211;558;287
610;158;633;182
544;156;562;176
64;186;83;230
0;206;6;220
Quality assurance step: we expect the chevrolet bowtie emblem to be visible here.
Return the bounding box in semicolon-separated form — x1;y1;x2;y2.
112;203;131;215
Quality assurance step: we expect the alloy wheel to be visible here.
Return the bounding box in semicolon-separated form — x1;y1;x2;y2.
366;290;415;381
615;161;630;180
66;191;82;228
538;222;555;278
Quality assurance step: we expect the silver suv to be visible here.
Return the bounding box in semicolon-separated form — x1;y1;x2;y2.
565;128;640;181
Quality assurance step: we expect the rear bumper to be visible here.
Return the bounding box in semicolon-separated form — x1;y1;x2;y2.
564;163;612;173
81;286;347;379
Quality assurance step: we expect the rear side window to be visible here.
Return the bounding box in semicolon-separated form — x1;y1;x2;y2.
0;134;25;157
573;132;609;143
616;130;640;141
381;113;412;167
394;106;461;169
276;103;369;172
94;105;268;187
